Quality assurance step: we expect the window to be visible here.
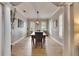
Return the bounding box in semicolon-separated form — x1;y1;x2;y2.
41;21;47;31
30;21;35;31
59;14;63;38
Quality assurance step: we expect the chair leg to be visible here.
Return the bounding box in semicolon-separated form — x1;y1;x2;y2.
32;39;34;45
35;41;38;48
41;41;42;48
43;37;45;45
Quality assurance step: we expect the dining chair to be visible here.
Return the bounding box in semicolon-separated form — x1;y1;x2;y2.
35;32;43;48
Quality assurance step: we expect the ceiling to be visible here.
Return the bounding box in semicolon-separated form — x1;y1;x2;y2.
52;2;65;6
11;2;58;19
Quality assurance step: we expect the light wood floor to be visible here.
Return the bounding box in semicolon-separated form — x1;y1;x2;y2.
11;36;63;56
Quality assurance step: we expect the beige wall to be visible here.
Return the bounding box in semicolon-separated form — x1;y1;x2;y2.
74;3;79;55
74;3;79;33
74;24;79;33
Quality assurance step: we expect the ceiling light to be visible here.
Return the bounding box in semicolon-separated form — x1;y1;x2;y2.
35;11;40;25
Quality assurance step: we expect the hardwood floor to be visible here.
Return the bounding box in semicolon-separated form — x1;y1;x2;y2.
11;36;63;56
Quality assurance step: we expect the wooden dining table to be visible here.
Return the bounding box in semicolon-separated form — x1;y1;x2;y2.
30;31;47;45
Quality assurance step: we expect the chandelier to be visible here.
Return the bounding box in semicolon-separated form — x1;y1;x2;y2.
35;11;40;25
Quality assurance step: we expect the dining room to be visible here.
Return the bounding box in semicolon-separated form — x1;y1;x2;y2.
10;2;64;56
0;1;78;56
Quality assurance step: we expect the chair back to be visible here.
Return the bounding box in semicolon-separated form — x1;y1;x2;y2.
35;32;43;40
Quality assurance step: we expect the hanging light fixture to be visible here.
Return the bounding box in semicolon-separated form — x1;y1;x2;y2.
35;11;40;25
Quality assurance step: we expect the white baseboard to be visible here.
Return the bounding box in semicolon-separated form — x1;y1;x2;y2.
49;36;64;47
11;35;26;45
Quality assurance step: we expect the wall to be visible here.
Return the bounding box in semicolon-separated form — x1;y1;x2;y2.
74;3;79;55
74;3;79;47
48;7;64;45
74;3;79;33
11;9;27;44
74;24;79;33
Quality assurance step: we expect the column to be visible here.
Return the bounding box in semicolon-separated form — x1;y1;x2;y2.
63;3;74;56
0;3;3;56
2;3;11;56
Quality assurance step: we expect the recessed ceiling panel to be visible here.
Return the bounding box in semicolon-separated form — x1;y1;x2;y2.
14;2;58;19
